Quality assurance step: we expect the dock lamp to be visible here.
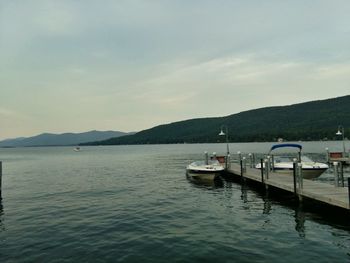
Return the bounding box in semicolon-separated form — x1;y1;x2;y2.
336;125;346;157
219;125;230;156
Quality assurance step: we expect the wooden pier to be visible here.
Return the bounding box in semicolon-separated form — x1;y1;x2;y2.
329;157;350;165
226;163;350;210
327;151;350;165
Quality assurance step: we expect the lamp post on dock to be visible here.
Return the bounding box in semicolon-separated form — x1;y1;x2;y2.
219;125;230;156
336;125;345;156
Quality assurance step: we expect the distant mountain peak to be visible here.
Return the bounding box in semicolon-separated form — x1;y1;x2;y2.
0;130;134;147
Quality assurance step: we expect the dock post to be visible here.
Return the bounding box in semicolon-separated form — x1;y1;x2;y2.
237;151;242;162
297;163;303;201
340;162;344;187
0;161;2;197
333;162;339;187
271;155;275;172
240;159;243;178
242;157;246;173
293;160;297;196
227;154;231;169
268;155;272;175
348;177;350;207
205;151;209;165
325;147;329;163
298;163;303;190
263;158;269;190
249;153;253;168
260;159;264;184
264;159;269;180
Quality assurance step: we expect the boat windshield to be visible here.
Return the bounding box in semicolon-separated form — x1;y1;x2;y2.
193;160;221;166
274;156;294;163
300;156;314;162
274;155;314;163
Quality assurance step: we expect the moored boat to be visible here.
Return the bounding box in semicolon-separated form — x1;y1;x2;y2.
186;160;224;180
255;143;329;179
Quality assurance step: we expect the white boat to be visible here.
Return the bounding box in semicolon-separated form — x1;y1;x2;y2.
74;147;81;152
186;159;224;181
255;143;329;179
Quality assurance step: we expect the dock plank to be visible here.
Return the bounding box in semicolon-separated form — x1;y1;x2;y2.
227;164;350;210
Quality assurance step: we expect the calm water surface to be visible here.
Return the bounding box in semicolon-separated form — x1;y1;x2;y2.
0;142;349;262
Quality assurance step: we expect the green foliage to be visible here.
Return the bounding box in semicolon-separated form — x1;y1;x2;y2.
82;95;350;145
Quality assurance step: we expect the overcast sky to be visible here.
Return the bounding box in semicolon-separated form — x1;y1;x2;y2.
0;1;349;140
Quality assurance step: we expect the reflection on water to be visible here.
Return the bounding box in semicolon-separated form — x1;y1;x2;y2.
240;184;248;203
262;192;272;215
186;172;224;188
219;174;348;239
1;144;349;262
295;204;306;238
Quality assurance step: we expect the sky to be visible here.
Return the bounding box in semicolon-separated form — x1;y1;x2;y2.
0;0;350;140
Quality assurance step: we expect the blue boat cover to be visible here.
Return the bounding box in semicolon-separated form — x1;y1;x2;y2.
270;143;302;152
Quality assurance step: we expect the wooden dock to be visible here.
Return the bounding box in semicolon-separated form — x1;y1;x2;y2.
327;151;350;164
329;157;350;164
226;163;350;210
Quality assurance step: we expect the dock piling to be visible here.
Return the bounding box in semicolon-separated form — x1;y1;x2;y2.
271;155;275;172
240;159;246;183
240;159;243;178
249;153;253;168
348;177;350;207
260;159;264;183
237;151;242;162
297;163;303;201
293;161;297;196
298;163;303;190
205;151;209;165
264;158;269;190
227;154;231;169
243;157;247;173
340;162;344;187
0;161;2;197
333;162;339;187
264;159;269;180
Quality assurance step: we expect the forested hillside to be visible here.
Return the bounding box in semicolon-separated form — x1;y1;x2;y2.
83;95;350;145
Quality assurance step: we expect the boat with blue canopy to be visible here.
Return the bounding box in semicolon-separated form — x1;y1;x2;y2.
256;143;329;179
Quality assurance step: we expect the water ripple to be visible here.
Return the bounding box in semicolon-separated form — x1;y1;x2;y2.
0;145;349;262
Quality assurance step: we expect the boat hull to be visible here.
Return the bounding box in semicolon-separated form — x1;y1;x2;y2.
272;167;328;179
186;159;224;181
186;170;220;181
255;158;329;179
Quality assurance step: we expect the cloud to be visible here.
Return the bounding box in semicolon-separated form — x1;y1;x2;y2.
0;108;19;118
0;1;350;139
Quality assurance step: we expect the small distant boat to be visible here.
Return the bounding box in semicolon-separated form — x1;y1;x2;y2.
255;143;329;179
74;147;81;152
186;154;224;181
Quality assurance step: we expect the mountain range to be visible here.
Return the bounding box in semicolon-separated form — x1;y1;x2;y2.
82;95;350;145
0;130;133;147
2;95;349;147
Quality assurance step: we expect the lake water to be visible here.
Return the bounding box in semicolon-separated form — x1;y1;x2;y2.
0;142;349;262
